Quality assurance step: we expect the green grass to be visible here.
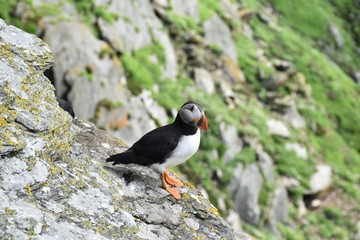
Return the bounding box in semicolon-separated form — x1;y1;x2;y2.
165;10;202;33
121;42;165;95
198;0;224;22
303;208;357;239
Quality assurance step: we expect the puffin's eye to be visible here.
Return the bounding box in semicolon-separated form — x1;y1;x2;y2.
190;105;194;111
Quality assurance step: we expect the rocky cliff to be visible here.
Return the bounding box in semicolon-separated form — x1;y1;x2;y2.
0;19;250;240
1;0;360;239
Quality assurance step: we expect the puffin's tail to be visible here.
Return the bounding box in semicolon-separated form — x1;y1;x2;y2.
106;151;138;165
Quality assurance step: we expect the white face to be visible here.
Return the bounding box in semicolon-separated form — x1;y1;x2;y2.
179;103;203;126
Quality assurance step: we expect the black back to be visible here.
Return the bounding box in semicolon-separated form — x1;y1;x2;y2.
106;113;198;166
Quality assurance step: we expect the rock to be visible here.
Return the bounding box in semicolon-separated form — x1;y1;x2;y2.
269;183;288;223
152;29;178;80
356;222;360;240
97;0;152;53
183;44;221;70
226;210;244;238
214;70;236;99
96;0;178;80
351;71;360;85
220;123;243;163
310;199;322;209
221;57;246;86
328;22;344;49
305;164;332;195
283;105;306;129
44;21;125;120
239;8;256;22
267;119;290;138
272;59;294;72
262;72;290;90
152;0;169;8
118;91;168;145
285;143;308;160
0;21;248;240
257;149;276;183
297;199;307;218
232;164;263;225
281;176;300;189
204;15;238;62
264;183;288;236
192;68;216;94
228;164;244;198
221;0;241;22
0;18;71;156
170;0;199;22
258;6;276;26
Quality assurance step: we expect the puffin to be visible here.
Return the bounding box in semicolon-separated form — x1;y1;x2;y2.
106;101;208;199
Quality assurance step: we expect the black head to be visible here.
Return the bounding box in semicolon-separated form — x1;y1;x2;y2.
178;101;208;130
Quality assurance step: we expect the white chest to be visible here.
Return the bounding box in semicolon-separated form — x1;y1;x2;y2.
166;130;201;167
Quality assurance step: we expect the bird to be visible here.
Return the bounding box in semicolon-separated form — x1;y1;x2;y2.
106;101;208;199
57;97;75;118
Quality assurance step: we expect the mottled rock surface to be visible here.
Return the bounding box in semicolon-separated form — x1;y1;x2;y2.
0;19;251;240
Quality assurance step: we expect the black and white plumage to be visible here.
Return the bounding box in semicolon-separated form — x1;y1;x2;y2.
106;101;208;199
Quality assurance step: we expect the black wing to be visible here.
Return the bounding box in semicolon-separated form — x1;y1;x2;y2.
107;123;181;166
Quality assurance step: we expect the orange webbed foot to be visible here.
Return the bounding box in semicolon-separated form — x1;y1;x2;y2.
165;185;181;200
164;170;183;187
160;173;181;200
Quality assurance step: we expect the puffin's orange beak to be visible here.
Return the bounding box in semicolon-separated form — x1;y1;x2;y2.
196;114;208;130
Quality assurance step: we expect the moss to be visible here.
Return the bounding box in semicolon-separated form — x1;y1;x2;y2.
184;182;196;189
41;223;49;233
0;117;8;127
25;184;32;195
94;5;119;23
76;179;86;189
207;43;223;56
4;207;16;216
79;65;94;81
209;204;220;217
27;227;35;236
98;44;117;59
26;157;37;171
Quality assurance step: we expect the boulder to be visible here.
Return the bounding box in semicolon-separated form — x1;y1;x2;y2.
351;71;360;85
232;164;263;225
192;68;216;94
285;142;308;160
96;0;178;80
267;119;290;138
96;0;153;53
220;123;243;163
0;19;249;240
44;21;126;120
305;164;333;195
264;183;289;237
283;105;306;129
257;149;276;183
328;22;344;49
170;0;199;22
203;15;238;63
